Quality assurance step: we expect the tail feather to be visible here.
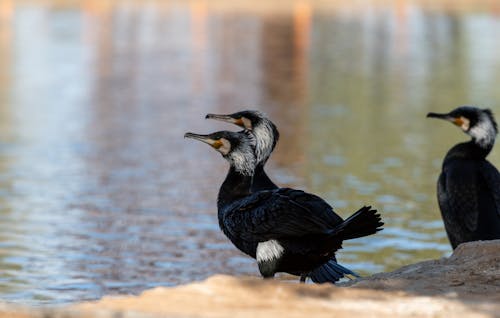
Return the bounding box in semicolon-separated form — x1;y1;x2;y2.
310;206;382;284
334;206;383;240
309;259;360;284
310;265;330;283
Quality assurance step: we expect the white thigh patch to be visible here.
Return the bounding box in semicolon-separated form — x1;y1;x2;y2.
256;240;284;262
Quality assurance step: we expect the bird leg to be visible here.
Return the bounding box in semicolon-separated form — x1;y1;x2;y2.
299;274;307;283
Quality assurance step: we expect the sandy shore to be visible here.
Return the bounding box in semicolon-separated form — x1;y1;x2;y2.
1;240;499;318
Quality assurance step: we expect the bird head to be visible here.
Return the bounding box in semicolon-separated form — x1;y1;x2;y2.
184;130;256;176
205;110;279;164
205;110;263;130
427;106;498;148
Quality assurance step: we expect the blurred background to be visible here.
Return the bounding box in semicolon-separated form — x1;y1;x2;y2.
0;0;499;305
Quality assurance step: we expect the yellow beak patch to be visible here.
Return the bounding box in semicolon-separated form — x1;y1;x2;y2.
234;118;244;127
453;117;464;126
212;140;223;149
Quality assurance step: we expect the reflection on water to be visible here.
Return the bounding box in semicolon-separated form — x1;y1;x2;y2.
0;1;499;304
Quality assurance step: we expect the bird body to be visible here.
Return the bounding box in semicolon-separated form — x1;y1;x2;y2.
185;130;383;282
437;142;500;248
205;110;372;282
218;173;379;278
428;106;500;249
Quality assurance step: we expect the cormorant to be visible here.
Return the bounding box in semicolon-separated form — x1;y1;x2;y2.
185;130;383;283
427;106;500;249
206;110;361;282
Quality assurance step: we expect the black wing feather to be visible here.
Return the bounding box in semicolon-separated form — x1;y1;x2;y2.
438;159;500;248
440;160;480;234
279;188;344;226
221;189;338;242
478;160;500;218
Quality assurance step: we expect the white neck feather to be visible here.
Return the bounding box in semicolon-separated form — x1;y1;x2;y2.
469;114;496;148
253;120;275;164
228;147;256;176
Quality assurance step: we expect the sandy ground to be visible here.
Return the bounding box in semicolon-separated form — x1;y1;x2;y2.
1;240;499;318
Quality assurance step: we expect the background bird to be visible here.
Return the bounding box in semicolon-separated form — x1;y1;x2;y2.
185;130;383;283
427;106;500;249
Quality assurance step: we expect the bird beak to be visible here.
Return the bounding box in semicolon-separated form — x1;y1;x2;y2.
205;113;244;127
184;132;222;149
426;112;451;120
427;112;464;126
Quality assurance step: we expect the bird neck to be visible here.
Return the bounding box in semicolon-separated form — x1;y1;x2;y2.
253;122;278;164
217;166;253;210
252;164;278;191
444;140;492;164
468;115;497;150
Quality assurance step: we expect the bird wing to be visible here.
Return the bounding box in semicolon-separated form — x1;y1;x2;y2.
478;160;500;218
276;188;344;225
221;188;337;242
441;160;480;233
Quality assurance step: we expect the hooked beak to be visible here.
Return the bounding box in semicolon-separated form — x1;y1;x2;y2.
427;112;465;126
205;113;244;127
184;132;218;147
426;112;451;120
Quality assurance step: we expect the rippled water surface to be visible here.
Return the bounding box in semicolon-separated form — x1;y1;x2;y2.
0;0;499;304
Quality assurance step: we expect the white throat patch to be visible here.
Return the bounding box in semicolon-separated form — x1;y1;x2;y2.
228;143;256;176
256;240;284;263
468;113;496;148
217;138;231;155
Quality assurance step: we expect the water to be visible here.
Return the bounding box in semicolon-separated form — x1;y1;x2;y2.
0;0;499;304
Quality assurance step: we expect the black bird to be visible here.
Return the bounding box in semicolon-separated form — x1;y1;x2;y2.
206;110;279;191
427;106;500;249
206;110;363;282
185;130;383;283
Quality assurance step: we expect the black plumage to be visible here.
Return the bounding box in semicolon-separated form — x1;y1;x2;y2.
428;106;500;249
206;110;365;283
185;130;383;282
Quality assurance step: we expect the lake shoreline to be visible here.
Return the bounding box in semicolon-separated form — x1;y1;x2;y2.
2;240;499;318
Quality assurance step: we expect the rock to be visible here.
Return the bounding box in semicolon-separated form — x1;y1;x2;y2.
0;240;499;318
346;239;500;300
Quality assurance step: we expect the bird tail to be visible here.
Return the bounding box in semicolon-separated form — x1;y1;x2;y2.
309;259;360;284
334;206;383;240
